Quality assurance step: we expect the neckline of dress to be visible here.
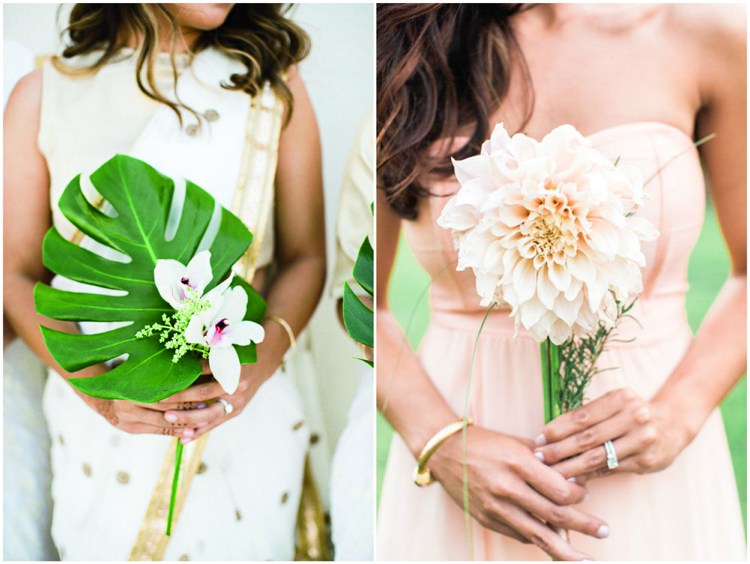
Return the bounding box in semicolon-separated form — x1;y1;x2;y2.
585;121;694;146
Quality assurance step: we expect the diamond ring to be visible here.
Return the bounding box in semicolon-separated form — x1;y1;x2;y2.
217;398;234;416
603;440;619;470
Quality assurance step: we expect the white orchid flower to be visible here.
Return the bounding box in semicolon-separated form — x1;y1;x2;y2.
184;286;265;394
154;250;233;310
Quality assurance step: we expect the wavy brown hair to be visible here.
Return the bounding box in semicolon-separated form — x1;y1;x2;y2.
54;4;310;125
377;4;533;219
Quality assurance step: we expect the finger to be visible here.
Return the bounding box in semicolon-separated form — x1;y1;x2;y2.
552;433;641;479
160;380;224;404
119;422;195;438
163;402;225;426
519;456;588;506
575;454;646;485
535;410;632;465
536;388;634;446
482;517;529;544
134;400;211;412
512;484;609;539
188;401;240;441
501;505;594;561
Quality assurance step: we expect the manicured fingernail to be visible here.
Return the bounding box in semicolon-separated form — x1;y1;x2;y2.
596;525;609;539
196;402;207;409
534;433;546;446
584;493;590;502
164;413;177;423
534;451;544;462
196;421;209;428
180;437;192;445
567;476;577;483
182;429;194;438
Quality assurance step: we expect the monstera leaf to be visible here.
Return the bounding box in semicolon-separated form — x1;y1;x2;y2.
34;154;266;403
343;234;374;364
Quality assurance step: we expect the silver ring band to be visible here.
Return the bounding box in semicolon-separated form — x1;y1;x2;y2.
217;398;234;416
603;440;619;470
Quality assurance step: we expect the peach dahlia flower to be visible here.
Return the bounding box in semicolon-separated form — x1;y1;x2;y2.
437;123;658;345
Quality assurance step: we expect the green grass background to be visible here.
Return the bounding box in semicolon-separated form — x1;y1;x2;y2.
377;205;747;528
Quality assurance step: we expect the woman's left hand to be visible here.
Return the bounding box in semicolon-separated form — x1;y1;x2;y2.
533;387;693;484
152;359;272;443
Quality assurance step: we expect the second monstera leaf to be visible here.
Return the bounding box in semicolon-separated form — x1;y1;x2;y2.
34;154;266;403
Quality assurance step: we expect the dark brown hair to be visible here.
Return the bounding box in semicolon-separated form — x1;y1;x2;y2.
54;4;310;124
377;4;533;219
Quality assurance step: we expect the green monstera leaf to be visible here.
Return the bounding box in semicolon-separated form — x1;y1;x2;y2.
34;154;266;403
343;234;373;365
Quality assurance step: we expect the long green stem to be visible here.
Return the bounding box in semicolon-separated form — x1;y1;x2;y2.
540;338;562;425
462;302;496;560
166;439;184;536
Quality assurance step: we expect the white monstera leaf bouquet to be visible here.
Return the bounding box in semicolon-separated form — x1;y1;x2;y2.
438;123;658;346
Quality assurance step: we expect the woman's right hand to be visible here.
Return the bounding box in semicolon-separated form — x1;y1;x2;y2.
430;425;609;561
84;395;225;440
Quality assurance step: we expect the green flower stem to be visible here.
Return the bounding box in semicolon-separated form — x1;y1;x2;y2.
540;339;562;425
166;439;184;536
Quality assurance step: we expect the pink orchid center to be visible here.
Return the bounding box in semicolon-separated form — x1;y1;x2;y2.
206;318;231;347
178;276;197;300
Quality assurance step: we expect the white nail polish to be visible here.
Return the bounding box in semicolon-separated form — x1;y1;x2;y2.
534;433;547;446
534;451;544;462
584;493;590;502
596;525;609;539
567;476;577;483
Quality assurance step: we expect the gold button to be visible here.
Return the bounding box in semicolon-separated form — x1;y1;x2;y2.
235;509;242;521
197;462;207;474
204;109;219;122
281;491;289;504
59;434;65;446
83;463;92;476
310;433;320;445
179;555;190;561
116;471;130;484
292;420;304;431
185;123;199;136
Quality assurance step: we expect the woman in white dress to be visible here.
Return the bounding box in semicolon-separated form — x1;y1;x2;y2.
4;4;327;560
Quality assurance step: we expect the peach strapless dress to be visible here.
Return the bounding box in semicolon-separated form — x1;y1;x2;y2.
377;122;746;560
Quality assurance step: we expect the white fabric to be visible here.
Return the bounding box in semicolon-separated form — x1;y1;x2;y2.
38;48;315;560
3;339;59;561
328;110;375;560
330;367;374;561
330;109;375;299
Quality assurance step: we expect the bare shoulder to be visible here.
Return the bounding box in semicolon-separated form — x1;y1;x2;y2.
665;4;746;55
6;68;43;119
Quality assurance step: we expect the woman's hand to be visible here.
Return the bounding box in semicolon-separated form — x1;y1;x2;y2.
534;388;690;484
151;358;272;442
429;425;610;561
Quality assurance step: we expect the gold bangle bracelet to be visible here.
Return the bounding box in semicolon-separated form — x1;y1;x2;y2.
413;417;474;487
266;314;296;351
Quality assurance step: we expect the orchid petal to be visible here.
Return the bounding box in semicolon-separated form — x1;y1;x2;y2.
184;314;207;345
185;250;213;295
224;320;265;347
215;286;248;323
154;259;187;309
203;273;235;306
209;346;241;394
